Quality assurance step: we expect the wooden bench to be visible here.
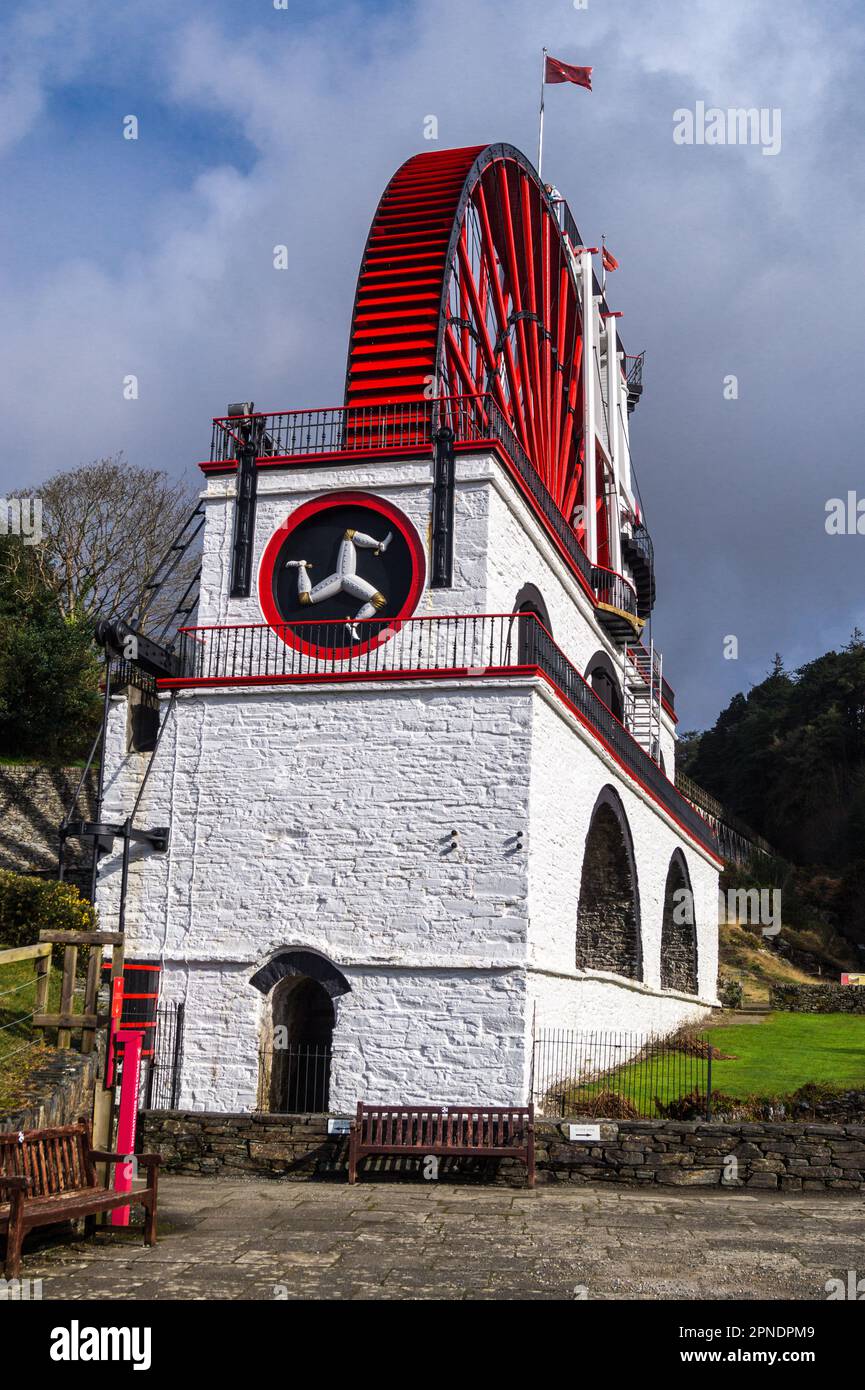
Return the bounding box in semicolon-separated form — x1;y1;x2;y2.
348;1103;535;1187
0;1118;160;1278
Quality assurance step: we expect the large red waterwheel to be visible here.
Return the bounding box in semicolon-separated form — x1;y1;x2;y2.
344;143;600;557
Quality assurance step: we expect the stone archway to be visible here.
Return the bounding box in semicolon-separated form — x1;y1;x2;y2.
660;851;698;993
585;649;624;722
513;583;552;665
250;950;350;1113
576;787;642;979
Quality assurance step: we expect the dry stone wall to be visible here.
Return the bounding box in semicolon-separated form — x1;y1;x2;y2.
769;984;865;1014
140;1110;865;1191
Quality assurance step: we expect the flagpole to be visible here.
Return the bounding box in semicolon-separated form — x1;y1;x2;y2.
538;47;547;178
601;233;606;300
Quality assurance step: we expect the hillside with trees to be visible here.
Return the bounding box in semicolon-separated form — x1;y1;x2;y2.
679;634;865;955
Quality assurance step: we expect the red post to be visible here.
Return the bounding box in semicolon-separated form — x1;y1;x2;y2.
111;1029;144;1226
105;975;125;1087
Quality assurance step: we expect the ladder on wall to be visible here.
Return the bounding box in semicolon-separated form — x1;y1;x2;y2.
623;640;663;765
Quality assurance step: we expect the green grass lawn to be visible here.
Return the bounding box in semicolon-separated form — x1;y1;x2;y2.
705;1012;865;1098
542;1013;865;1118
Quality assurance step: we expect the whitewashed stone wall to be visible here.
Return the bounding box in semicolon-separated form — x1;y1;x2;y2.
526;688;718;1043
97;671;716;1111
92;450;718;1111
198;452;678;762
97;680;535;1110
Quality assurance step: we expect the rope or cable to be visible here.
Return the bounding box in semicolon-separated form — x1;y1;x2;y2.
0;1010;37;1031
0;1039;40;1062
0;978;37;1000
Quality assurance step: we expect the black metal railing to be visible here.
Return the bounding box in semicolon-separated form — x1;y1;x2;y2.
623;520;653;569
210;401;436;465
170;613;718;856
625;353;644;392
532;1028;714;1120
258;1043;332;1114
591;564;640;623
444;394;599;594
209;393;610;602
143;1002;184;1110
675;771;774;863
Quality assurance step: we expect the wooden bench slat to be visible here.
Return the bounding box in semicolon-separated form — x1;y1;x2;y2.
1;1119;160;1278
347;1103;534;1187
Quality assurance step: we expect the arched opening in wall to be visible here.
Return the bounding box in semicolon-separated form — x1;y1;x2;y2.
267;977;334;1112
576;787;641;979
585;650;623;722
250;950;349;1114
660;851;698;994
513;583;552;665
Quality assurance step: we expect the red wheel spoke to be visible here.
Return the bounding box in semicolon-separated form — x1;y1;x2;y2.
498;164;542;469
345;143;591;563
455;236;511;418
518;173;549;485
475;180;530;454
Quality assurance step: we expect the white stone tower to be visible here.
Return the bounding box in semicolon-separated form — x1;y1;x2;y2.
95;145;721;1113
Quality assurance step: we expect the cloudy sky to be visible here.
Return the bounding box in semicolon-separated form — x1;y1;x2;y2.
1;0;863;729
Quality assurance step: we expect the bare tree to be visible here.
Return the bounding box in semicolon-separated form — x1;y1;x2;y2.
18;455;201;638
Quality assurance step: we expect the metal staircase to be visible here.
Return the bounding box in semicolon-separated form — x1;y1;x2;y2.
623;640;663;765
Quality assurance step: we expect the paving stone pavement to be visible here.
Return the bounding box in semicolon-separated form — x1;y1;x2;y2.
18;1176;865;1300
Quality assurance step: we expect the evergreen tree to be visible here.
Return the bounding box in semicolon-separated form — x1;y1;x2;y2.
0;536;102;762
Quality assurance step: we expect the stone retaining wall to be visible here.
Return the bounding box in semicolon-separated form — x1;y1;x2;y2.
139;1110;865;1192
0;1048;100;1133
0;764;96;896
769;983;865;1014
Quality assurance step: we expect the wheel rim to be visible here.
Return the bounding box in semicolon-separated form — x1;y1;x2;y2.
345;143;599;556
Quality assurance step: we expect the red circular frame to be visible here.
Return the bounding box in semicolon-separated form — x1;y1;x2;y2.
258;490;427;661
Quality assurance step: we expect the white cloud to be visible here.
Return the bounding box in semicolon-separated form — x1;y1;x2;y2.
1;0;863;723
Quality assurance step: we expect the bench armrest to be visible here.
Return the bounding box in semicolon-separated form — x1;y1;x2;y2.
92;1149;162;1168
0;1174;31;1192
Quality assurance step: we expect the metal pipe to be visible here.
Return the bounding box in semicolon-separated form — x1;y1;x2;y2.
88;656;113;902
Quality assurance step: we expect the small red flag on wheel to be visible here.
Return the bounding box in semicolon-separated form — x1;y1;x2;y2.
602;246;619;272
544;55;592;90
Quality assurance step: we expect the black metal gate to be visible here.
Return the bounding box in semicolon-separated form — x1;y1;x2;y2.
143;1001;184;1110
258;1042;332;1114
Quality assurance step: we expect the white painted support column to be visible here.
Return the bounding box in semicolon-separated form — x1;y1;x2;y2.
580;250;597;565
618;357;633;501
605;317;623;574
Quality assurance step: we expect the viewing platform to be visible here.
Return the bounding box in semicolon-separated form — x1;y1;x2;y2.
200;393;646;643
152;612;716;860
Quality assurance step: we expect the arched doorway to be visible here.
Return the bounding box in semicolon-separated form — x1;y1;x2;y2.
268;977;334;1112
250;950;350;1113
585;650;623;722
660;851;698;993
576;787;642;979
513;583;552;665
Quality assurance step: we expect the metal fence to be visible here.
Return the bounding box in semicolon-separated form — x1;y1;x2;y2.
142;1002;184;1111
532;1028;715;1120
169;613;717;857
257;1043;332;1115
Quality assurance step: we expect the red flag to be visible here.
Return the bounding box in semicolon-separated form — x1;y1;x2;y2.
602;246;619;272
544;55;592;90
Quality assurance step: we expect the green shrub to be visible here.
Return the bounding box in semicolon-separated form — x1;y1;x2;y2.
0;869;95;957
718;976;744;1009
